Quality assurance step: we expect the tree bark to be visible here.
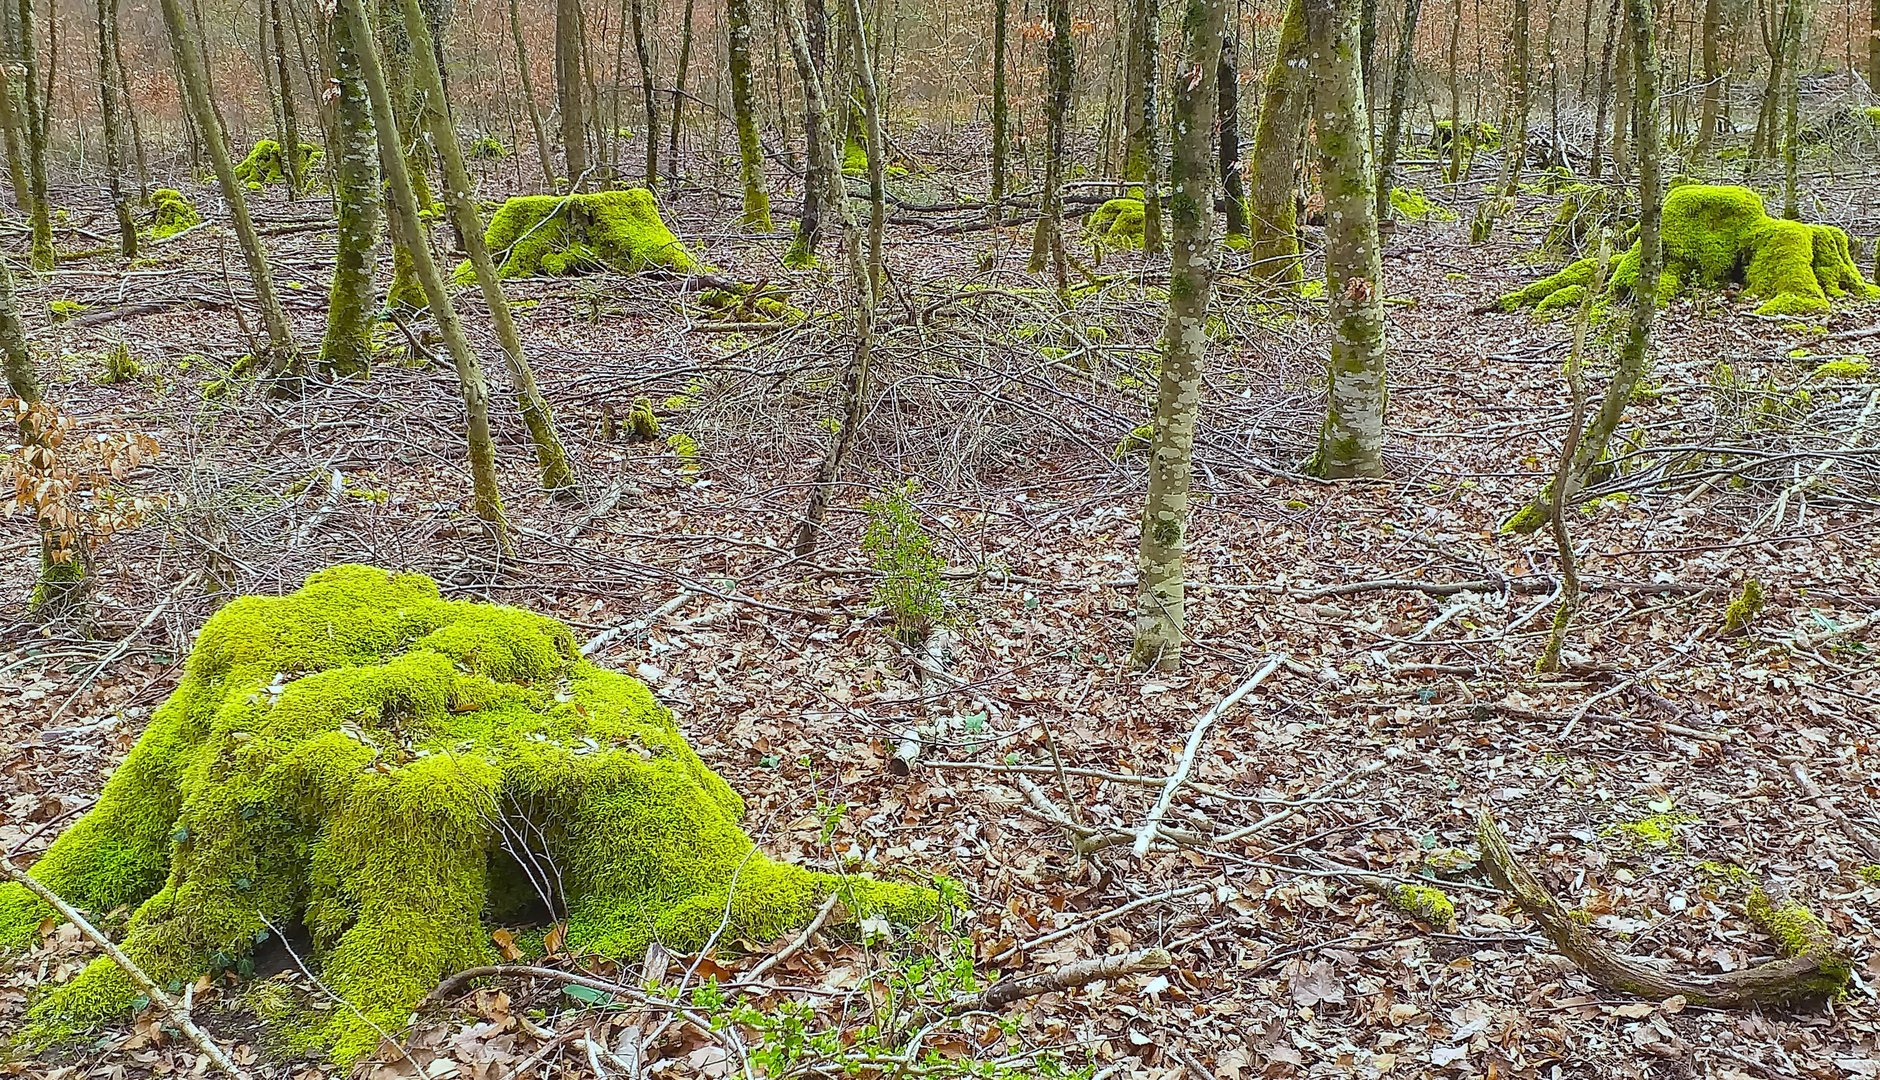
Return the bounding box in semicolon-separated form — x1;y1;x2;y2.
1374;0;1421;223
787;0;828;263
396;0;577;494
667;0;696;183
0;0;26;211
847;0;884;294
1469;0;1528;241
989;0;1008;213
1306;0;1388;479
1218;16;1246;240
317;2;381;379
1130;0;1225;670
1136;0;1165;254
1245;0;1307;287
94;0;135;258
510;0;556;187
156;0;296;363
339;0;509;546
1027;0;1072;286
632;0;660;185
1692;0;1720;157
17;0;52;271
728;0;773;227
269;0;304;195
557;0;589;187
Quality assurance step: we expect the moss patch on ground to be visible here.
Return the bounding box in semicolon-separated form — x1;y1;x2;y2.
1086;198;1146;249
1501;184;1879;317
231;139;323;189
0;565;939;1065
462;189;696;282
145;189;201;240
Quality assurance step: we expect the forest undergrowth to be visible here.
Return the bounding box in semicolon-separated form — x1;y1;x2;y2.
1;139;1877;1080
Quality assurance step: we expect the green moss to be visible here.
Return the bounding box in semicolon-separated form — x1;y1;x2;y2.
1086;198;1146;249
93;342;139;385
1388;883;1456;928
1601;811;1698;850
1810;357;1872;380
624;396;660;441
0;566;939;1065
1533;283;1587;317
1745;888;1850;996
231;139;323;188
1859;865;1880;886
696;284;806;323
1388;187;1456;223
145;189;201;240
1113;422;1154;458
47;299;87;320
461;190;695;283
1720;578;1765;636
465;134;508;160
1501;185;1880;317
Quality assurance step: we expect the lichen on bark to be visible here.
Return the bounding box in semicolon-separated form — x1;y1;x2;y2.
0;566;940;1065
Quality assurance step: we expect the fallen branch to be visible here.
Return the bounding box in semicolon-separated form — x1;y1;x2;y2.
1784;759;1880;864
581;591;696;657
1476;811;1850;1007
0;854;252;1080
1132;656;1286;856
963;947;1171;1010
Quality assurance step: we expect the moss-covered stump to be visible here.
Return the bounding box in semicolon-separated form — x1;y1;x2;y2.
231;139;323;189
145;188;201;240
463;189;696;282
0;565;939;1064
1086;198;1146;250
1502;184;1879;317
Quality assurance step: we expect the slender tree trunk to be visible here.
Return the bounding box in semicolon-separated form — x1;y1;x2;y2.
667;0;696;182
1219;14;1246;239
1374;0;1421;223
1782;5;1800;218
1027;0;1072;286
1611;13;1632;180
847;0;884;293
1469;0;1528;242
156;0;296;362
1871;0;1879;103
1136;0;1165;253
111;0;147;199
782;0;871;557
557;0;589;187
786;0;829;262
509;0;555;187
1693;0;1720;157
339;0;508;546
397;0;576;494
1590;0;1619;179
269;0;303;195
727;0;773;227
1246;0;1307;286
632;0;660;185
17;0;52;271
1445;0;1461;182
1305;0;1388;479
94;0;134;258
0;3;30;210
989;0;1008;212
318;1;381;378
0;257;36;403
0;255;83;612
1130;0;1225;671
261;0;290;177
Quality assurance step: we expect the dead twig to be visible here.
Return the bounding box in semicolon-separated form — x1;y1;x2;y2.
962;947;1171;1011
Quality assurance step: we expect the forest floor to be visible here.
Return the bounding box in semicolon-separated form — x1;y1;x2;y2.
1;146;1878;1080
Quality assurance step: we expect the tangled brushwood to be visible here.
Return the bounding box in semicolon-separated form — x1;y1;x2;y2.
0;565;940;1065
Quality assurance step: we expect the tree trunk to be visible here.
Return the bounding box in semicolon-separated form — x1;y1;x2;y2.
509;0;555;187
1246;0;1307;287
339;0;509;547
632;0;659;185
1445;0;1461;182
111;0;148;199
1374;0;1421;223
1610;12;1631;181
1305;0;1388;479
156;0;296;362
557;0;589;187
1136;0;1165;254
17;0;52;271
1781;4;1801;218
1218;16;1246;239
397;0;577;494
1590;0;1619;179
989;0;1008;212
787;0;828;264
727;0;773;227
667;0;696;182
0;2;31;211
94;0;134;258
1027;0;1072;286
318;0;382;379
847;0;884;294
269;0;303;195
1692;0;1720;157
1469;0;1527;242
1129;0;1225;671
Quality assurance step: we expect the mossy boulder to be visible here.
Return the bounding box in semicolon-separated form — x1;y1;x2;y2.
1086;197;1146;249
1388;186;1456;223
145;188;201;240
1502;184;1880;317
461;189;696;282
0;565;939;1064
231;138;323;189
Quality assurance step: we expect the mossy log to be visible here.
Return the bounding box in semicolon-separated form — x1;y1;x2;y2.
462;189;696;281
231;139;324;189
0;566;939;1064
1502;184;1879;317
1477;810;1849;1007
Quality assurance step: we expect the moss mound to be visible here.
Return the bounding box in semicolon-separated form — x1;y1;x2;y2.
1502;184;1879;317
1086;197;1146;249
1388;186;1456;223
231;139;323;189
145;188;201;239
0;565;938;1064
462;189;696;282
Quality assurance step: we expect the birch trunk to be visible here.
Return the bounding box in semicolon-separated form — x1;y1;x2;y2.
1131;0;1225;669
